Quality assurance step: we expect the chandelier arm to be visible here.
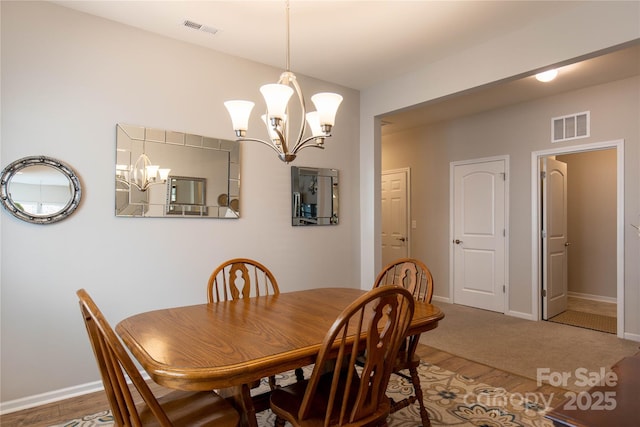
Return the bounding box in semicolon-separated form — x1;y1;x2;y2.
115;176;132;189
294;142;326;153
288;76;307;151
237;136;286;156
117;176;168;192
292;135;328;154
117;172;146;192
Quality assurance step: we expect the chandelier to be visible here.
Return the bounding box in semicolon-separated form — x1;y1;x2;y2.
224;0;343;163
116;153;170;192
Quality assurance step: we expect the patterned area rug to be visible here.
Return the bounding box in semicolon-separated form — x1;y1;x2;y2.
549;310;616;334
50;363;553;426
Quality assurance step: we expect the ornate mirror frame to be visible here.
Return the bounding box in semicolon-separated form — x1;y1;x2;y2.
0;156;82;224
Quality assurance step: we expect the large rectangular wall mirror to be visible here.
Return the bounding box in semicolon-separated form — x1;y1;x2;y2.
291;166;338;226
115;124;240;218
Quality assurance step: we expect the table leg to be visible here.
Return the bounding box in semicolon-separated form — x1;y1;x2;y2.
219;384;258;427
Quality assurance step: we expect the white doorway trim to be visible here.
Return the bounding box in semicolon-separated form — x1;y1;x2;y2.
530;140;624;338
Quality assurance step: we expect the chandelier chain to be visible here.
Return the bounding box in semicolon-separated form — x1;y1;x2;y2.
285;0;290;71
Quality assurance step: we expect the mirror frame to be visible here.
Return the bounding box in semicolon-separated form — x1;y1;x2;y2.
291;166;339;226
0;156;82;224
116;124;240;218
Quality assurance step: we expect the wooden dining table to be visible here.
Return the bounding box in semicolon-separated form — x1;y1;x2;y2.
116;287;444;427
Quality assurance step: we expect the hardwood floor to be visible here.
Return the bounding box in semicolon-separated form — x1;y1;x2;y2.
0;345;569;427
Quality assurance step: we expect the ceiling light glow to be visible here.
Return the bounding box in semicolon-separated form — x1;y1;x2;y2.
536;69;558;82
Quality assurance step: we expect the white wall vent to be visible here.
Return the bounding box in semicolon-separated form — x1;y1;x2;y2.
183;20;218;36
551;111;590;143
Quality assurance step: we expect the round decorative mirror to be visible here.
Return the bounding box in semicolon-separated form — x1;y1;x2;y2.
0;156;82;224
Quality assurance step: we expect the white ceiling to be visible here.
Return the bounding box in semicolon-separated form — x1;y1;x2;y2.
53;1;639;134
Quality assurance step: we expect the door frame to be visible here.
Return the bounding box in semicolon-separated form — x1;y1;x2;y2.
449;155;510;313
381;168;411;261
530;140;624;338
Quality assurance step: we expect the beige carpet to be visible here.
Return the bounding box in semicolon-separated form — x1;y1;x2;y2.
421;302;639;392
549;310;616;334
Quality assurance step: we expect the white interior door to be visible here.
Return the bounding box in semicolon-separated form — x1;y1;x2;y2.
452;159;507;313
381;169;409;266
542;157;568;319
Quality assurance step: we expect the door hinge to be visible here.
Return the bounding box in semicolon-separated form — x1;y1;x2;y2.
503;229;506;237
541;229;547;238
541;289;547;297
503;285;506;293
540;171;546;180
501;172;506;181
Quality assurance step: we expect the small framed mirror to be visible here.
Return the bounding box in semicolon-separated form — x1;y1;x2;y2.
166;176;208;216
291;166;338;226
0;156;82;224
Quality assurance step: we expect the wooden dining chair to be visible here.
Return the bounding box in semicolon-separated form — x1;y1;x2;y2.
207;258;284;389
76;289;240;427
207;258;279;303
374;258;434;426
270;285;414;427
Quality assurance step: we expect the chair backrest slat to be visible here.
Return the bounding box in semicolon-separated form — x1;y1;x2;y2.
207;258;279;303
374;258;434;303
77;289;173;427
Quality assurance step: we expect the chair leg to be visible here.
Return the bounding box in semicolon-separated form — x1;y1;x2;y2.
268;375;276;390
294;367;304;382
409;366;431;427
275;415;286;427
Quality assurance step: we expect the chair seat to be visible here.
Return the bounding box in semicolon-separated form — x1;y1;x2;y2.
139;390;239;427
270;371;391;427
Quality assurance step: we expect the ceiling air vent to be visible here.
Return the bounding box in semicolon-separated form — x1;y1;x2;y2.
183;20;218;36
552;111;590;143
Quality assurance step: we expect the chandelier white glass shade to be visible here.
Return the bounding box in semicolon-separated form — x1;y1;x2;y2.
224;1;343;163
116;153;170;192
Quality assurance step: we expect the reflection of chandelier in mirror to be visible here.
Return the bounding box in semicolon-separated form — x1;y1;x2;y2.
224;0;343;163
116;153;170;192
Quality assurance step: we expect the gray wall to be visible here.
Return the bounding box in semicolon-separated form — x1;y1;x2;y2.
1;1;360;405
382;75;639;328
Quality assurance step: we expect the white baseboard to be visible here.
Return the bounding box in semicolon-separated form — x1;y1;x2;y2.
0;380;104;415
506;309;535;320
568;291;617;304
0;371;151;415
432;295;451;304
623;331;640;342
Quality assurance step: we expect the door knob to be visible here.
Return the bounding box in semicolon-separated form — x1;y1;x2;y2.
397;237;406;242
565;242;571;247
453;239;463;244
